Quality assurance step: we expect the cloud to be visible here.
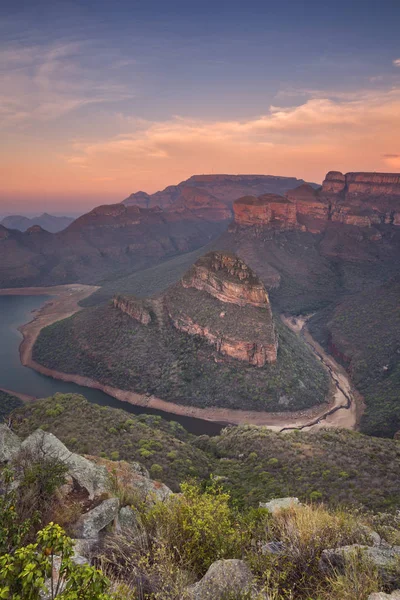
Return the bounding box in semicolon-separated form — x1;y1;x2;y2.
60;88;400;193
393;59;400;67
0;40;135;128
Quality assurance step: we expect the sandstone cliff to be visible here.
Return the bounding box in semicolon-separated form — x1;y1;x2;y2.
166;252;278;366
231;170;400;233
113;295;152;325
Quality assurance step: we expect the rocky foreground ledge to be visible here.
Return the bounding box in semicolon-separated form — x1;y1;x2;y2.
1;423;400;599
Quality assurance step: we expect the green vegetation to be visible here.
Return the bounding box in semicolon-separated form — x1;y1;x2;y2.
0;390;23;422
309;278;400;438
9;395;400;512
10;394;210;492
0;522;111;599
32;306;329;413
203;425;400;511
2;409;400;599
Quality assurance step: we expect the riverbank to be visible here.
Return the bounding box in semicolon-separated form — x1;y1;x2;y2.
0;286;359;431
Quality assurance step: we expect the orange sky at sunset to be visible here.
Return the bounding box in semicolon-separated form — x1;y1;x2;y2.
2;91;400;213
2;0;400;214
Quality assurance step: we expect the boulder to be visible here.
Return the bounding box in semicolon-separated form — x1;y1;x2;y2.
116;506;138;532
187;559;260;600
320;544;400;587
21;430;108;499
259;497;300;514
86;456;172;504
74;497;120;539
0;424;21;462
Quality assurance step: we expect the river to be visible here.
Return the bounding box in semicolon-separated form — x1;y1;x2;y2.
0;295;224;436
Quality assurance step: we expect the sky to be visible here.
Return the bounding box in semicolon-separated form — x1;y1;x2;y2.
1;0;400;214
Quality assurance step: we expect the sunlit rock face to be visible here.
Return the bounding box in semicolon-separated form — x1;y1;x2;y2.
166;251;278;366
232;171;400;233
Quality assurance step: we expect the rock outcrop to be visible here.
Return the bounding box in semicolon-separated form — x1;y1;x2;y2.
181;251;270;308
20;429;108;499
187;559;259;600
320;544;400;588
232;170;400;234
165;252;278;366
259;497;301;514
113;295;152;325
0;424;21;462
74;498;120;539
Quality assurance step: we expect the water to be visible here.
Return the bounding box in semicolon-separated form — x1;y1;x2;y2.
0;295;224;436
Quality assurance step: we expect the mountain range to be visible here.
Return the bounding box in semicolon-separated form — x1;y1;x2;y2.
1;213;75;233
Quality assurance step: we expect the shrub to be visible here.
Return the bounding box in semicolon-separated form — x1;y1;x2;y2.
145;481;241;576
0;522;111;599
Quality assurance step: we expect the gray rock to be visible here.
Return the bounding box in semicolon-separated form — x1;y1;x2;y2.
368;593;400;599
73;538;98;560
74;497;120;539
320;545;400;587
261;541;285;555
359;524;382;546
0;424;21;462
188;559;260;600
21;430;108;499
259;497;300;514
116;506;138;532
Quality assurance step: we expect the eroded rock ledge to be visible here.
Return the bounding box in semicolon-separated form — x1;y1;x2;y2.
232;170;400;234
166;252;278;366
112;252;278;367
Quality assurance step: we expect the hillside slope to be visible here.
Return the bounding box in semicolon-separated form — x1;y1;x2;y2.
32;253;329;413
9;394;400;512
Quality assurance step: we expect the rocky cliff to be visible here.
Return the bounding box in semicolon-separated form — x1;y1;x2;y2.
166;252;278;366
123;174;318;209
113;295;152;325
231;170;400;233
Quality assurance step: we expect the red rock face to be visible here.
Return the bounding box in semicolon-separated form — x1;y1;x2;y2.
113;295;152;325
166;251;278;367
182;252;271;308
233;194;297;229
322;171;400;227
321;171;346;194
233;171;400;232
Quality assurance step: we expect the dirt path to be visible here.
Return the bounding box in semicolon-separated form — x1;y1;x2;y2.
1;287;359;430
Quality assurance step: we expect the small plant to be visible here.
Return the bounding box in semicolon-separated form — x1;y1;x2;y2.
0;522;111;599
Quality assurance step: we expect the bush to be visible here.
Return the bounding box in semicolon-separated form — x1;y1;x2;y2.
145;481;241;576
0;522;111;599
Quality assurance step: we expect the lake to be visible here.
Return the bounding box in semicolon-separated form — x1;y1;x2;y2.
0;295;224;436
